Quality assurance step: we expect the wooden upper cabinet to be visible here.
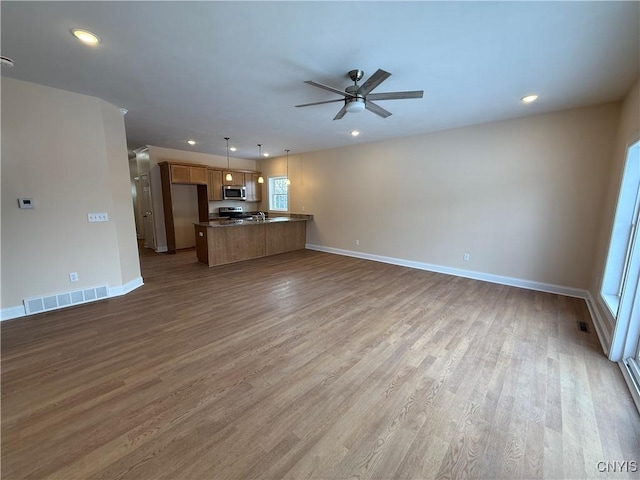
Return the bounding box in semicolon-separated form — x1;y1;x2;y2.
189;166;208;185
208;169;223;201
170;165;190;183
222;171;245;186
245;173;263;202
170;164;207;185
161;162;258;202
254;174;263;202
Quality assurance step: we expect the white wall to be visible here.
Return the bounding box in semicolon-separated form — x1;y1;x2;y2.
264;102;620;291
146;145;257;252
1;78;142;318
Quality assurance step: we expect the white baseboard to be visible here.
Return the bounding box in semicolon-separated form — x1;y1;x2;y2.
306;244;589;298
1;276;144;322
583;292;612;357
109;276;144;297
305;244;614;353
0;305;27;322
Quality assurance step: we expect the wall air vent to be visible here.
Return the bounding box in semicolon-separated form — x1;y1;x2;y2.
23;285;108;315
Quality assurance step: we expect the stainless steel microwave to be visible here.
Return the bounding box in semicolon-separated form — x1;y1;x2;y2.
222;185;246;201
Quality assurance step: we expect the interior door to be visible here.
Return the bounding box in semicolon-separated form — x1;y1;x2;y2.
140;174;156;250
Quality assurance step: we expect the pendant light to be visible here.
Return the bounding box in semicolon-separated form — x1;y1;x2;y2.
224;137;232;182
257;144;264;184
285;149;291;185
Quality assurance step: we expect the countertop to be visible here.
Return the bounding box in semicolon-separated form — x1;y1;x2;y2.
196;214;313;228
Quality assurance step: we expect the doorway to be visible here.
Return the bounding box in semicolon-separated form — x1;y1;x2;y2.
140;173;156;250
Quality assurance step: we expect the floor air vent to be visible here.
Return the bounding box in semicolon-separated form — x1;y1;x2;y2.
24;285;109;315
577;320;589;333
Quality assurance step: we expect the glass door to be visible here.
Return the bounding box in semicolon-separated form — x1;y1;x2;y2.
606;140;640;409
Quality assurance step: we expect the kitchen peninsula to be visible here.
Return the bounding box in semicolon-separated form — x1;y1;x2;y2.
194;215;312;267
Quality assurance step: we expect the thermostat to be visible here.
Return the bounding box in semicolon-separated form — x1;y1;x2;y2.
18;198;34;209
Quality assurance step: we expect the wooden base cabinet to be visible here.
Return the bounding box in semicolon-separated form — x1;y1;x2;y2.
266;222;305;255
195;221;307;267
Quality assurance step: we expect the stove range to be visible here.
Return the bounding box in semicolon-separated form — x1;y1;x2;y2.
218;206;253;219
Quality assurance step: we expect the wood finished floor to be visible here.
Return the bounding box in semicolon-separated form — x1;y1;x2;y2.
2;248;639;480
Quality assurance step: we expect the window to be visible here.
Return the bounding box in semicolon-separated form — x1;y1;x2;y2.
269;176;288;211
601;141;640;318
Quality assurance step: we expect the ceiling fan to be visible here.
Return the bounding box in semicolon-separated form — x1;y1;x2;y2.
295;69;423;120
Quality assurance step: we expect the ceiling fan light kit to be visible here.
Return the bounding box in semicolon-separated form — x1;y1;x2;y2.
345;97;366;113
296;68;423;120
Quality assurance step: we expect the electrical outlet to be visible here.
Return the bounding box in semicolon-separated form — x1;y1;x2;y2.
69;272;79;282
356;239;360;246
88;213;109;222
463;253;470;261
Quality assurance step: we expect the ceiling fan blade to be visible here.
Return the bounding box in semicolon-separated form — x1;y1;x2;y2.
333;104;348;120
365;101;392;118
367;90;424;101
304;80;355;98
357;69;391;96
295;98;345;108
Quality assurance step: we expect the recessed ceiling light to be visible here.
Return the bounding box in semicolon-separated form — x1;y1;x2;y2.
230;147;237;152
71;28;101;45
350;130;360;137
263;153;270;157
521;94;539;103
187;139;196;145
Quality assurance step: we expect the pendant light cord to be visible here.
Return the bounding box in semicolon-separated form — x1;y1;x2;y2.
224;137;232;182
257;144;265;184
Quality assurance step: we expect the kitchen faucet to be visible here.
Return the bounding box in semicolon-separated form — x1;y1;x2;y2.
258;211;266;221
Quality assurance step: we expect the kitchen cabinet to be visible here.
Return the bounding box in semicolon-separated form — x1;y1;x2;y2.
194;218;308;267
245;173;263;202
196;223;266;266
158;161;262;253
159;162;210;254
208;169;223;201
170;164;207;185
265;221;306;255
223;171;245;186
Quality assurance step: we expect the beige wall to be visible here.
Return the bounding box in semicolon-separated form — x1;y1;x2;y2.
146;145;258;251
264;102;620;290
590;79;640;336
1;78;141;315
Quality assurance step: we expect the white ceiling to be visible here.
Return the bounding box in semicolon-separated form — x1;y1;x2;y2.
2;1;638;160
